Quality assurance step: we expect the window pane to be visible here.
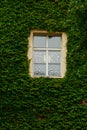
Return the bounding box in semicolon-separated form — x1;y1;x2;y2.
48;51;61;63
48;36;61;48
34;36;46;48
48;64;61;76
33;51;46;63
34;64;46;76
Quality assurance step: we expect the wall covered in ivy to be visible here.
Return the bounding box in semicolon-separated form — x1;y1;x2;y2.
1;0;87;129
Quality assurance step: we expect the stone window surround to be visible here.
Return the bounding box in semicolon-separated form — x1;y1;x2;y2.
27;30;67;78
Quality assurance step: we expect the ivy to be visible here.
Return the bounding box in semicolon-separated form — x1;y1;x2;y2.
0;0;87;129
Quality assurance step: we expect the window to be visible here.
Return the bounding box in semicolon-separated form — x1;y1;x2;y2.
28;30;67;78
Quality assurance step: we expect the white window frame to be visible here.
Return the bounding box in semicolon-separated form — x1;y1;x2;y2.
27;30;67;78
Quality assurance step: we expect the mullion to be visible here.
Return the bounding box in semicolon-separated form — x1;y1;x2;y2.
34;48;61;50
46;35;48;76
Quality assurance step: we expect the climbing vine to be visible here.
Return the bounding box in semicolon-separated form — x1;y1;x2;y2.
0;0;87;129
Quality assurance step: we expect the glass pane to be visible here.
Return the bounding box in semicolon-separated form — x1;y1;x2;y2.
48;64;61;76
33;51;46;63
34;64;46;76
48;51;61;63
48;36;61;48
33;36;46;48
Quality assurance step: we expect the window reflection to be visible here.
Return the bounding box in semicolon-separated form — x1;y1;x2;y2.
48;36;61;48
34;36;46;48
34;63;46;76
34;51;46;63
48;64;60;76
48;50;61;63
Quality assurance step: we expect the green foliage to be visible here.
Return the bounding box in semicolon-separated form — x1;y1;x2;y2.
0;0;87;129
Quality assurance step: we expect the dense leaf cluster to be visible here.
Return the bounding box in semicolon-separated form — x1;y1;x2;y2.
0;0;87;129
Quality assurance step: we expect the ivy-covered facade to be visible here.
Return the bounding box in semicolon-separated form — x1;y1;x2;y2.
1;0;87;129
